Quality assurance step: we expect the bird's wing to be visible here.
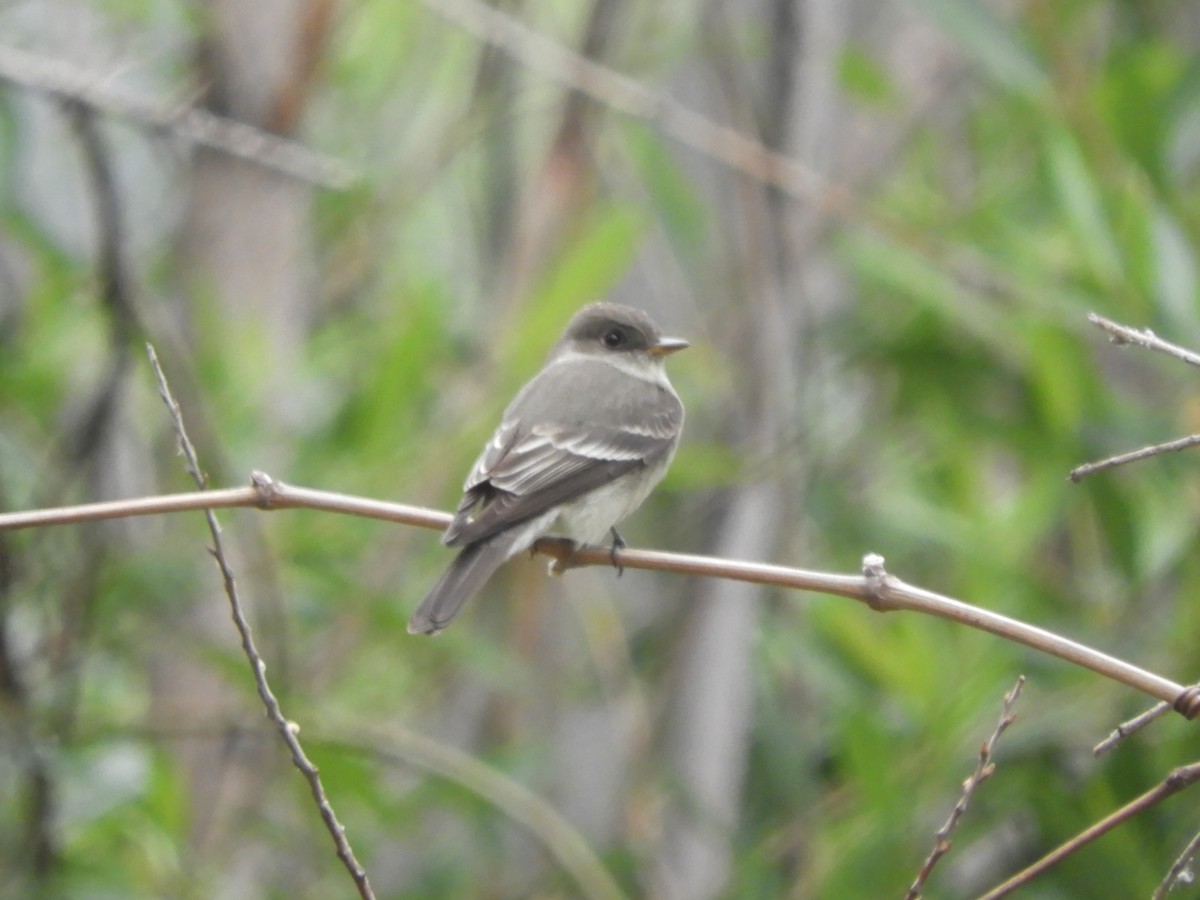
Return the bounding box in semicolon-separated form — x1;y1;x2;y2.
444;410;686;549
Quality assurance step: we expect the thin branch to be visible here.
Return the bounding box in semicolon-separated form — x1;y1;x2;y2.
1070;314;1200;481
1069;435;1200;483
1072;311;1200;756
84;716;626;900
1155;827;1200;900
905;676;1025;900
2;480;1197;717
145;345;375;900
1087;312;1200;368
1094;701;1173;756
0;479;451;532
978;762;1200;900
0;44;355;190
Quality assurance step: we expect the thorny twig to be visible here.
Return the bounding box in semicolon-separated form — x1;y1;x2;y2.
146;345;375;900
904;676;1024;899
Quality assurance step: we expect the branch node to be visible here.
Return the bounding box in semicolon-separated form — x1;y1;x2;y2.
251;470;283;509
862;553;889;611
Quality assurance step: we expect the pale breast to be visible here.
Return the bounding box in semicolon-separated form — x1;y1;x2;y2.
552;455;674;545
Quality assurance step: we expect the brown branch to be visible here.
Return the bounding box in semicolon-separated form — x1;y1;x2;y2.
145;345;375;900
2;481;1196;716
0;44;355;189
978;762;1200;899
905;676;1025;899
0;478;451;532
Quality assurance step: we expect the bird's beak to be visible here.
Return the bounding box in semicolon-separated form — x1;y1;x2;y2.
650;336;689;356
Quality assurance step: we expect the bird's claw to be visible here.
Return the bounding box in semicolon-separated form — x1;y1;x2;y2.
609;527;626;577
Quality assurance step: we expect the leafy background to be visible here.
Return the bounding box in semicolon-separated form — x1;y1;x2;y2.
1;0;1199;897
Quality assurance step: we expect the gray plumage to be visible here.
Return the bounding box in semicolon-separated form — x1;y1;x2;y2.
408;303;686;636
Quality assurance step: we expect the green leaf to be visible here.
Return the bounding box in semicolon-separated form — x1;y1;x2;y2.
1043;126;1122;285
838;44;897;108
622;125;708;252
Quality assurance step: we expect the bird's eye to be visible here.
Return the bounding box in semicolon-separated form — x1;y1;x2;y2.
603;329;626;348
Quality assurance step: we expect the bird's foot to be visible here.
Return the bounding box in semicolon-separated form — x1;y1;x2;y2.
534;531;626;575
608;527;626;577
536;536;580;575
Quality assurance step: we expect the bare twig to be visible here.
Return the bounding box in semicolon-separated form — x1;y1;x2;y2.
1094;701;1173;756
2;484;1196;716
97;716;626;900
0;44;355;189
1087;313;1200;368
145;345;374;900
1071;314;1200;481
1072;311;1200;753
0;478;451;532
1155;827;1200;900
1069;435;1200;483
905;676;1025;899
978;762;1200;899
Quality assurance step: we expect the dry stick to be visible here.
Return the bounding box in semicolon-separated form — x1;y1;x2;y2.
978;762;1200;900
1068;313;1200;894
1068;434;1200;483
127;718;626;900
145;346;375;900
1155;826;1200;900
1087;312;1200;368
0;481;451;532
2;488;1197;718
1070;313;1200;483
905;677;1025;900
0;44;355;190
1070;314;1200;748
1094;702;1173;757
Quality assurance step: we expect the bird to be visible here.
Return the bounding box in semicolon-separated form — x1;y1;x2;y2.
408;303;688;635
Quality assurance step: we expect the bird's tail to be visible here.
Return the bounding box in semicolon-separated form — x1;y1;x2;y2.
408;536;514;636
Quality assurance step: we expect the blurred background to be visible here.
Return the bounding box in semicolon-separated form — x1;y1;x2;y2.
2;0;1200;897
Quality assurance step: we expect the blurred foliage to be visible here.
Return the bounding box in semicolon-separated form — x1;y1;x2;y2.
1;0;1200;898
